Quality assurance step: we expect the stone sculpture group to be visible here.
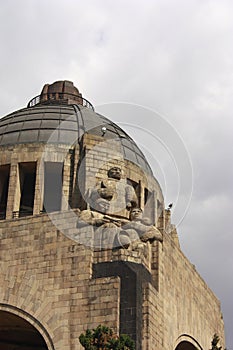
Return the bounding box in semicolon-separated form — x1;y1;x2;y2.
76;167;162;249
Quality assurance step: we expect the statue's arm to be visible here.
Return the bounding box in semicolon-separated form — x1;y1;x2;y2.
77;210;111;228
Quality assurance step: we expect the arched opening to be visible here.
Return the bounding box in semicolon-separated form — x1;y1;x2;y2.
175;341;198;350
0;311;48;349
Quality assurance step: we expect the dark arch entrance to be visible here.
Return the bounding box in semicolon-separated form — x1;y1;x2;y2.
0;311;49;349
175;341;198;350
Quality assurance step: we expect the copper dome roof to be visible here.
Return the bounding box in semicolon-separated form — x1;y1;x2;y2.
0;81;153;175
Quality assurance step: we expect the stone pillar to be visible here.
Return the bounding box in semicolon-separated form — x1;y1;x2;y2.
93;261;152;350
33;160;44;215
6;163;20;219
164;209;171;233
61;155;71;211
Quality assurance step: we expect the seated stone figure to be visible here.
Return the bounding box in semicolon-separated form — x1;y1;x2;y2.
76;198;123;250
119;207;163;244
89;166;138;215
76;197;162;250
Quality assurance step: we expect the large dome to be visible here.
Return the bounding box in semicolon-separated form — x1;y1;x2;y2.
0;81;152;175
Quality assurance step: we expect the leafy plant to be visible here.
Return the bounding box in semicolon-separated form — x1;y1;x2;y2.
79;325;135;350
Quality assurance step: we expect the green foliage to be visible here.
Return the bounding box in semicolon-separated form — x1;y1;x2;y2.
109;334;135;350
79;325;135;350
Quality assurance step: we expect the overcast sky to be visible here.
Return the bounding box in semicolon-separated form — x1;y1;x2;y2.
0;0;233;347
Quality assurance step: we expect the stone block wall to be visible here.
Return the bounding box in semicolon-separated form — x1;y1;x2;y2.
150;231;225;350
0;140;225;350
0;210;225;350
0;213;121;350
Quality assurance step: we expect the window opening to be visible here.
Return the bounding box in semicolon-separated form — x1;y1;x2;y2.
43;162;63;213
19;162;36;217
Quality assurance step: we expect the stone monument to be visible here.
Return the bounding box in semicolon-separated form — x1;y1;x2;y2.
0;81;225;350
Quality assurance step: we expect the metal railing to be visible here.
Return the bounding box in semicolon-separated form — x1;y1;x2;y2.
27;92;94;110
12;210;33;219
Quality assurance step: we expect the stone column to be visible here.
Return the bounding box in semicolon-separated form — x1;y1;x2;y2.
61;155;71;211
6;163;20;219
33;160;44;215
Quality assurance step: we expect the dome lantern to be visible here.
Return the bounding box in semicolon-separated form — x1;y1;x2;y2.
27;80;94;110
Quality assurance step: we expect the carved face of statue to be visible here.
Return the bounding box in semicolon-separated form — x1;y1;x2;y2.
130;208;143;221
96;198;110;214
108;167;121;180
